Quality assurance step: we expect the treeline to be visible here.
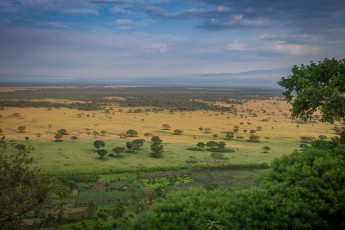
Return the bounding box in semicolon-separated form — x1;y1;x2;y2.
0;86;282;107
0;100;103;111
120;97;239;111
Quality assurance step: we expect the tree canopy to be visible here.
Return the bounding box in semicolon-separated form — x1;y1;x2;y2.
278;58;345;123
129;139;345;229
0;144;68;229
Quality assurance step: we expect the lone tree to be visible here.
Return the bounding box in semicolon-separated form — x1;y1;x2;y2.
278;58;345;124
93;140;105;150
71;136;78;142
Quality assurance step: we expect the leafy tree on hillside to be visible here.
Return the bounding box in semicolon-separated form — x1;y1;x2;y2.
0;146;68;229
278;58;345;123
71;136;78;142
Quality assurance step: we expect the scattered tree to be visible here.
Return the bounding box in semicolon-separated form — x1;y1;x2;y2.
126;129;138;137
225;131;234;140
263;146;271;153
71;136;78;142
206;141;218;148
210;152;225;162
93;140;105;150
150;143;164;158
97;149;108;160
151;136;162;143
144;133;153;138
196;142;205;148
24;136;29;141
54;133;63;142
17;125;26;133
162;124;171;130
112;146;125;157
57;128;68;135
173;129;183;135
248;135;260;143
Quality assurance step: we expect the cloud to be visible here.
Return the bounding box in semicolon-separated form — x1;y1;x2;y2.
63;8;99;15
113;19;157;29
270;42;320;55
35;21;71;29
149;43;168;53
226;41;247;50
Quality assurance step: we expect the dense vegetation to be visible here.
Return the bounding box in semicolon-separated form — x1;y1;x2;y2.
129;137;345;229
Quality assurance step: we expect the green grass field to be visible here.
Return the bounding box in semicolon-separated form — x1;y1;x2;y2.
23;137;300;174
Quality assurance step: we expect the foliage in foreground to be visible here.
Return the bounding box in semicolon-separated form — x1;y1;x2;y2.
278;58;345;123
129;138;345;229
0;144;69;229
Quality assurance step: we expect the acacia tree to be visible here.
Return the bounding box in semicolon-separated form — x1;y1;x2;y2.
150;143;164;158
151;136;162;143
173;129;183;135
112;147;125;157
196;142;205;148
126;129;138;137
17;126;26;133
93;140;105;150
162;124;171;130
278;58;345;124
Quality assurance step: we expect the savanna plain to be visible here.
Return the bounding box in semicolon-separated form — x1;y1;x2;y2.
0;85;339;229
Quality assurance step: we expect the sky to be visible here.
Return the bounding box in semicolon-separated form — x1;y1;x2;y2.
0;0;344;87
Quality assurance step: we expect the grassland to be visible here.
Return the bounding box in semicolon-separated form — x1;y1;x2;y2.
0;97;336;174
1;85;338;228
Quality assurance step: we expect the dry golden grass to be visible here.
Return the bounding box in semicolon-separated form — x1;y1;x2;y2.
0;98;338;173
0;99;336;144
